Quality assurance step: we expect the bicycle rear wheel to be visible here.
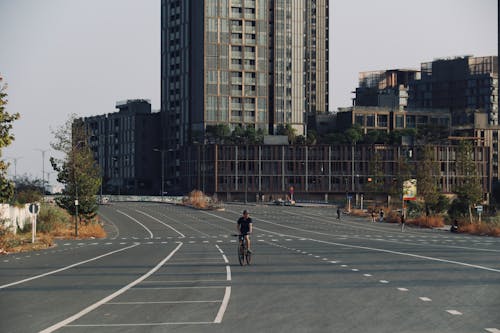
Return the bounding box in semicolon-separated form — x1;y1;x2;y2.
238;244;245;266
245;250;252;265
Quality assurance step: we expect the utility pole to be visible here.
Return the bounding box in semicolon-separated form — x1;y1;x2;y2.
35;148;49;193
7;156;22;180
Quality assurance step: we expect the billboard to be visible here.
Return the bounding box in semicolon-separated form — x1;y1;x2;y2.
403;179;417;201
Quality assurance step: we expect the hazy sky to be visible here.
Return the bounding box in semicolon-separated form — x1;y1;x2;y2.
0;0;497;186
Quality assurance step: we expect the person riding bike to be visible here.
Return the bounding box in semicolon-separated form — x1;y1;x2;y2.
237;210;253;253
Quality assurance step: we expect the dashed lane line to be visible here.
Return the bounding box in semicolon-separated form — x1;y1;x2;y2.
446;310;463;316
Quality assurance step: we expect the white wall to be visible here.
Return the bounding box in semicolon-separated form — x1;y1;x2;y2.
0;204;33;234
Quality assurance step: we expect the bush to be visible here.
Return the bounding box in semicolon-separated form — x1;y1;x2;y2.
407;215;445;228
459;221;500;237
37;203;71;233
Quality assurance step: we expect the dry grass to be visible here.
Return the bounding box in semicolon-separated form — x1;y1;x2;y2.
183;190;208;209
458;222;500;237
1;219;106;254
407;215;445;228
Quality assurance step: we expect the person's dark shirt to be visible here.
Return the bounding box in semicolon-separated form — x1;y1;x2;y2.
237;216;253;234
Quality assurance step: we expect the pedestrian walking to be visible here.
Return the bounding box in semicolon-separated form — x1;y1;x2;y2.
379;209;384;222
400;213;406;232
371;211;376;222
337;207;341;220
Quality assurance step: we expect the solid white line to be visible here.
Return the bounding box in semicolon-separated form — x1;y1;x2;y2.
142;279;227;284
214;286;231;324
39;242;183;333
130;286;226;290
107;300;222;305
0;244;140;290
67;321;213;327
222;255;229;263
210;210;500;274
116;210;153;238
226;266;231;281
135;210;185;238
485;328;500;333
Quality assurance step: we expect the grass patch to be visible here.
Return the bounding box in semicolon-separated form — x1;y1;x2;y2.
407;215;445;228
458;221;500;237
0;204;106;254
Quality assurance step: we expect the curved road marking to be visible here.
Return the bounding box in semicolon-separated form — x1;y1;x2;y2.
203;211;500;273
40;242;183;333
135;210;185;238
0;243;140;290
116;209;154;238
214;244;231;324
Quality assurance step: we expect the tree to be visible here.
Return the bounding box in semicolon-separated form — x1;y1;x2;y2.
344;124;362;144
0;75;20;203
276;124;297;143
454;141;483;223
416;145;440;215
50;115;101;225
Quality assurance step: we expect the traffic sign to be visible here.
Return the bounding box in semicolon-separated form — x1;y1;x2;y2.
29;203;40;215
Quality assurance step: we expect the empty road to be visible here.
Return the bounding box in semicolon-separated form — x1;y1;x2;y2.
1;202;499;332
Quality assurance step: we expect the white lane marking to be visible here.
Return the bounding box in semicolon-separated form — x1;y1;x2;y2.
207;210;500;273
135;210;185;238
419;297;432;302
398;288;409;291
68;322;213;327
107;300;222;305
363;274;372;277
214;244;232;324
0;244;140;290
351;269;359;272
214;287;231;324
446;310;463;315
485;329;500;333
142;279;227;284
40;242;183;333
330;261;338;264
116;210;154;238
379;280;389;284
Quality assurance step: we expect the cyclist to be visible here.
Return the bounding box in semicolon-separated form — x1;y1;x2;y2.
237;210;253;253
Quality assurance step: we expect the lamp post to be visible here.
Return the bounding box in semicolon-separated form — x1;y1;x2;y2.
35;148;49;193
73;142;84;237
153;148;165;201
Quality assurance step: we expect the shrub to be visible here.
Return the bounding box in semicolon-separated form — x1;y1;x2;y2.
37;203;71;233
183;190;208;209
459;221;500;237
407;215;445;228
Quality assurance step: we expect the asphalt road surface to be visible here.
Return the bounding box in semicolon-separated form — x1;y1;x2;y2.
1;202;499;333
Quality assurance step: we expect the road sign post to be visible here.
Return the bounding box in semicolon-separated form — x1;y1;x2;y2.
29;203;40;243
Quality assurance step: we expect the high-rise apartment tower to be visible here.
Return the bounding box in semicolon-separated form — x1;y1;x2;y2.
161;0;329;191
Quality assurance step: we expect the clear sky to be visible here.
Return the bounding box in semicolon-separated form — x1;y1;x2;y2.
0;0;498;187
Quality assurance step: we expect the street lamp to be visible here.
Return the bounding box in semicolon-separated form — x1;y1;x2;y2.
35;148;49;193
73;141;84;237
153;148;165;201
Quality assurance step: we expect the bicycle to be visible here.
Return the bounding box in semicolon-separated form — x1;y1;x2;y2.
233;234;252;266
